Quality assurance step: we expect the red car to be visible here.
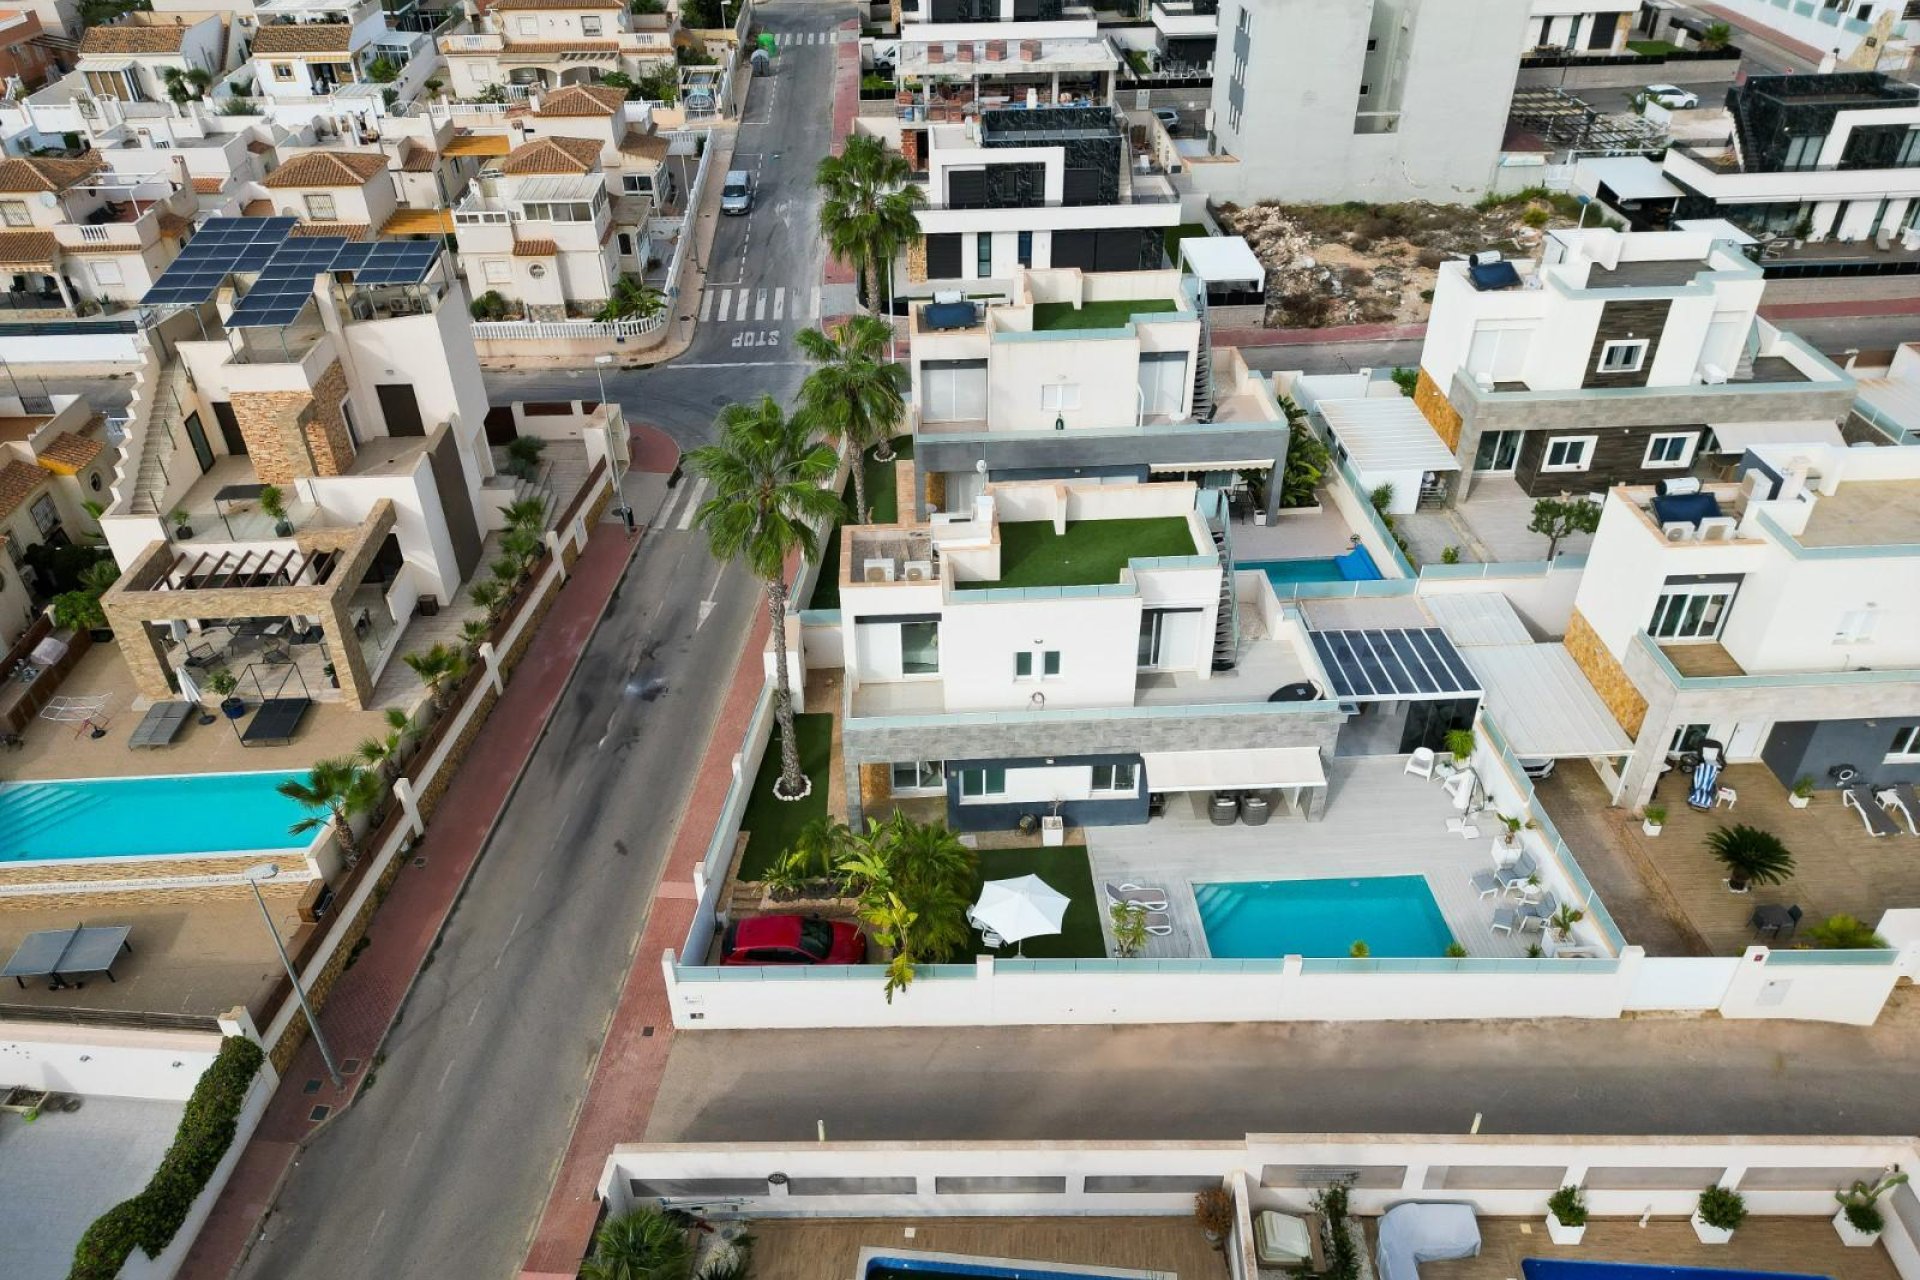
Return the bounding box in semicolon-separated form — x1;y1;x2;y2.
721;914;867;966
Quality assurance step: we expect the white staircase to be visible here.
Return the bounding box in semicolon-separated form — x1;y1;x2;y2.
129;360;192;516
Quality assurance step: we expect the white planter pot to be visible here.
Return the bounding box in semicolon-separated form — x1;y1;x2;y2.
1788;793;1811;809
1253;511;1268;526
1834;1208;1881;1247
1040;815;1065;847
1642;820;1664;837
1545;1213;1586;1245
1691;1213;1735;1245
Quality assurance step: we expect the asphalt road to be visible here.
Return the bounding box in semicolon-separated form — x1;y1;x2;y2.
646;1000;1920;1144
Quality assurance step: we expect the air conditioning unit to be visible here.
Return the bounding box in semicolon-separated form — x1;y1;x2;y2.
903;560;933;582
1662;522;1696;542
863;559;895;583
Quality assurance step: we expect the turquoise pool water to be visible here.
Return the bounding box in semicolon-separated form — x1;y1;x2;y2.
0;771;317;863
1195;875;1454;958
1245;545;1383;588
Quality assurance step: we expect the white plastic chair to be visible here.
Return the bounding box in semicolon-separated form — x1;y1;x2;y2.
1715;787;1737;809
1405;747;1436;780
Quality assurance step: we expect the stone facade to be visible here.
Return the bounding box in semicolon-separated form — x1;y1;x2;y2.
0;880;306;914
0;853;282;887
1413;365;1462;451
1565;607;1646;738
229;360;356;485
303;360;356;476
906;235;927;285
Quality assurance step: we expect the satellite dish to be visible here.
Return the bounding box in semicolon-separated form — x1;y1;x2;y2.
39;192;59;208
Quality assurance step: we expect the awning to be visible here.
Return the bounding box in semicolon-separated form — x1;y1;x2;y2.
444;133;512;158
1148;459;1276;472
1179;235;1264;286
76;57;133;72
1423;592;1533;647
1309;627;1481;702
1710;419;1844;451
1317;398;1460;474
1578;155;1681;201
1464;643;1633;759
1140;747;1326;793
382;207;456;236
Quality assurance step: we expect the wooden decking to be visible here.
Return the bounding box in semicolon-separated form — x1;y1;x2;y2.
1423;1216;1901;1280
746;1216;1230;1280
1658;643;1747;678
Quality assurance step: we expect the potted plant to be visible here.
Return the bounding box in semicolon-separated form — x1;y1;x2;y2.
1443;728;1476;765
259;484;293;537
1548;904;1586;943
1788;775;1815;809
1834;1172;1908;1246
1194;1186;1233;1249
171;507;193;540
1707;824;1795;894
1040;799;1065;847
1692;1185;1747;1244
1546;1185;1588;1245
1015;813;1039;836
207;668;245;720
1497;814;1523;852
1642;805;1667;837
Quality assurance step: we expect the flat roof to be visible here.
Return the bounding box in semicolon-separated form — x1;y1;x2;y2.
1797;480;1920;550
1673;217;1758;246
1179;234;1263;285
1580;156;1681;201
1317;398;1461;474
1466;643;1633;759
1423;592;1533;648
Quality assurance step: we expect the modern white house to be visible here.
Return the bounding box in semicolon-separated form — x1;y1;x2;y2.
905;266;1289;522
1188;0;1534;204
890;0;1121;123
1410;227;1858;503
1705;0;1914;68
435;0;674;101
1566;440;1920;812
1522;0;1634;53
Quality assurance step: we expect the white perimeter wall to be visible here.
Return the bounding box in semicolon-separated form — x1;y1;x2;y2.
0;1021;224;1100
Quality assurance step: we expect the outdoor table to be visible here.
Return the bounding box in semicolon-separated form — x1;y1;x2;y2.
1750;905;1797;940
2;925;133;990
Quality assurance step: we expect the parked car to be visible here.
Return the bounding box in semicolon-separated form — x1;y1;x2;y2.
1153;107;1181;134
721;914;867;966
720;170;755;216
1643;84;1699;109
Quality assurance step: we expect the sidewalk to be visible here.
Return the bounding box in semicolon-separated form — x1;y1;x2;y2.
1696;3;1825;68
179;523;642;1280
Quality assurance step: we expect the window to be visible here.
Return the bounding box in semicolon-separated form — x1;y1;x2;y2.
1888;726;1920;762
304;193;337;221
1236;6;1249;33
273;62;297;81
1040;383;1080;412
1358;83;1370;97
1643;432;1697;469
1090;762;1137;795
976;232;992;278
1668;723;1711;756
516;15;537;33
0;199;28;227
1137;352;1189;417
1834;609;1878;644
483;259;511;284
1366;36;1377;50
960;767;1006;798
891;760;945;792
581;14;601;33
1542;435;1595;472
622;173;654;194
1597;339;1648;374
27;493;57;538
1014;649;1060;678
1649;583;1735;640
1016;230;1032;267
90;260;123;287
901;620;939;674
1043;649;1061;676
1783;134;1823;170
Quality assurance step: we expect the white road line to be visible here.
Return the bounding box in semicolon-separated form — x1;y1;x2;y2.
699;287;714;322
754;289;768;321
675;477;709;531
494;910;526;969
715;289;731;323
810;285;821;318
773;288;786;321
466;997;484;1027
438;1059;456;1091
402;1130;422;1168
673;359;810;369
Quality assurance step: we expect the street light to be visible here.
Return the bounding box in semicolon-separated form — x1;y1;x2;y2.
594;354;633;529
244;863;342;1088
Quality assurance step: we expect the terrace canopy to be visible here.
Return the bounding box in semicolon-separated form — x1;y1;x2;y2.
1308;627;1480;703
1140;746;1326;792
1463;643;1633;759
1708;419;1845;451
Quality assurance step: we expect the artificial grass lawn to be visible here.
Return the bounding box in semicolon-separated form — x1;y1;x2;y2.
1164;222;1208;264
970;845;1106;959
805;435;913;611
734;712;833;882
977;518;1200;589
1031;298;1180;331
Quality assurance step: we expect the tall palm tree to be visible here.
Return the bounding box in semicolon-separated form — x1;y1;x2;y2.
796;315;907;523
816;132;923;315
579;1207;693;1280
687;396;841;799
278;759;386;868
404;642;470;713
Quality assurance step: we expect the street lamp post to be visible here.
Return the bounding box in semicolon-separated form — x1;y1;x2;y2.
245;863;342;1088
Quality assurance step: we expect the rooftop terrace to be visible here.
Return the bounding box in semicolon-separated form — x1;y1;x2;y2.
968;517;1202;589
1798;479;1920;549
1030;297;1180;330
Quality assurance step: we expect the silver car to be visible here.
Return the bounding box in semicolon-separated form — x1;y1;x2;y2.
720;170;754;216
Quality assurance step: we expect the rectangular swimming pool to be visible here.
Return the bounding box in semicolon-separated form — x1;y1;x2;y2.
862;1251;1165;1280
1195;875;1454;958
0;771;318;863
1522;1260;1833;1280
1245;545;1383;589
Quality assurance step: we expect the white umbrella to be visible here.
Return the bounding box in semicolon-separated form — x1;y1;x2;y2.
971;874;1070;952
175;664;202;706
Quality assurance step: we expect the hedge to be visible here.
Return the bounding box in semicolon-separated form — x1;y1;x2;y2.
69;1036;266;1280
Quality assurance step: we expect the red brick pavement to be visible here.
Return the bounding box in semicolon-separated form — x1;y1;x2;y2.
825;19;861;289
180;525;642;1280
1759;295;1920;320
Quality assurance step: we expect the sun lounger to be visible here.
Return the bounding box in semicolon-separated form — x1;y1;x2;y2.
241;696;311;747
1256;1211;1327;1269
1469;871;1501;900
1876;784;1920;836
1143;911;1173;937
127;701;193;749
1103;882;1171;911
1496;851;1537;893
1490;906;1518;935
1844;785;1899;837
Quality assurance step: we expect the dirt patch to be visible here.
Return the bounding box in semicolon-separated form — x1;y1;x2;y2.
1216;192;1587;328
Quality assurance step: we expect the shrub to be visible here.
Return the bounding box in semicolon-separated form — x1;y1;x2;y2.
1696;1184;1746;1231
1522;205;1551;229
69;1037;265;1279
1194;1186;1233;1236
1389;366;1418;397
1440;545;1460;565
1643;805;1668;826
1312;1183;1359;1280
1416;247;1446;269
1444;728;1476;761
1547;1185;1588;1226
1706;824;1794;892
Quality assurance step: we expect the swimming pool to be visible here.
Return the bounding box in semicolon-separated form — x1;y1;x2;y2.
1522;1261;1833;1280
1245;545;1383;589
860;1250;1164;1280
0;771;318;863
1195;875;1454;958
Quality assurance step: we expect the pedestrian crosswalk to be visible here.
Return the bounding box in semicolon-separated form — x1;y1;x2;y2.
769;30;846;46
699;284;820;325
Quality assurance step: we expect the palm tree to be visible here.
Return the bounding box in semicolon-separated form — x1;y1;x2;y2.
686;396;841;799
1804;913;1888;950
1705;823;1795;892
579;1207;693;1280
879;812;976;960
356;707;415;778
459;617;491;653
278;759;386;868
816;132;924;315
404;642;470;713
796;316;908;522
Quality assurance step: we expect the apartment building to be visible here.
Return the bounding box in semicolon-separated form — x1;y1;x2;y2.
823;478;1348;832
1192;0;1533;204
1411;227;1857;503
897;104;1183;302
452;135;618;318
436;0;673;100
101;216;495;709
1522;0;1633;52
0;152;198;317
1568;442;1920;811
891;0;1120;122
1706;0;1913;67
1149;0;1216;71
904;265;1290;522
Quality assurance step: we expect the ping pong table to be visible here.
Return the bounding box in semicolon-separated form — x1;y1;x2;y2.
2;925;133;990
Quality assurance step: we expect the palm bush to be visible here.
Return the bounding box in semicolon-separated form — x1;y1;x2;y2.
795;316;906;523
836;812;978;1000
1705;824;1794;892
1804;913;1887;950
580;1207;693;1280
278;759;385;867
404;642;470;713
816;132;923;314
356;707;416;778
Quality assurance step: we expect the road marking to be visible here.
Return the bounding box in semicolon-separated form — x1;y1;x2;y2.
699;287;714;322
402;1130;422;1168
672;360;810;369
772;288;786;321
466;997;484;1027
754;289;767;321
696;561;725;629
438;1058;457;1091
810;285;821;319
494;910;526;969
675;477;709;531
715;289;732;323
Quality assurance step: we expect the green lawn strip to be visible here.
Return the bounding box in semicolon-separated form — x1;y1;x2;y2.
970;845;1106;959
807;436;912;610
1031;298;1180;331
976;518;1200;589
734;713;833;881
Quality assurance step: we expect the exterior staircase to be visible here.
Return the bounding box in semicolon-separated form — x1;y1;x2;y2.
1190;284;1216;423
1733;326;1760;381
128;359;192;517
1202;489;1239;672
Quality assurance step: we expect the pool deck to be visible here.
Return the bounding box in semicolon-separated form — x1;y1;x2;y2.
1419;1216;1900;1280
747;1216;1222;1280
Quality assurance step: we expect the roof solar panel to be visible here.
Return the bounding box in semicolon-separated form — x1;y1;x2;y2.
143;216;438;310
1309;627;1482;703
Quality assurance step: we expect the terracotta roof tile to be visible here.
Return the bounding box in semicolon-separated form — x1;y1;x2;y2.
0;230;57;265
262;150;390;188
499;135;602;175
511;238;557;256
397;139;436;173
291;221;373;240
38;431;104;473
617;127;668;161
498;39;618;52
191;176;227;194
78;20;192;55
251;23;353;54
0;153;105;194
0;459;49;523
533;84;626;116
491;0;623;9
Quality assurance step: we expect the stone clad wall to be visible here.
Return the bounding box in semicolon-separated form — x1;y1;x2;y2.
1564;607;1646;738
229;360;356;484
1413;366;1463;452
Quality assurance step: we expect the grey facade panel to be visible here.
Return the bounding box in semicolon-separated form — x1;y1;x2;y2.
919;426;1287;476
1449;373;1857;437
844;706;1346;766
1761;717;1920;792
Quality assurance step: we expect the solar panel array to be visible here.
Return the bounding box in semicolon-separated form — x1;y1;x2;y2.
142;218;441;327
1308;627;1482;702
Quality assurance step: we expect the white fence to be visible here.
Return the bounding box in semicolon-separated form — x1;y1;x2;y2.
470;315;668;342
